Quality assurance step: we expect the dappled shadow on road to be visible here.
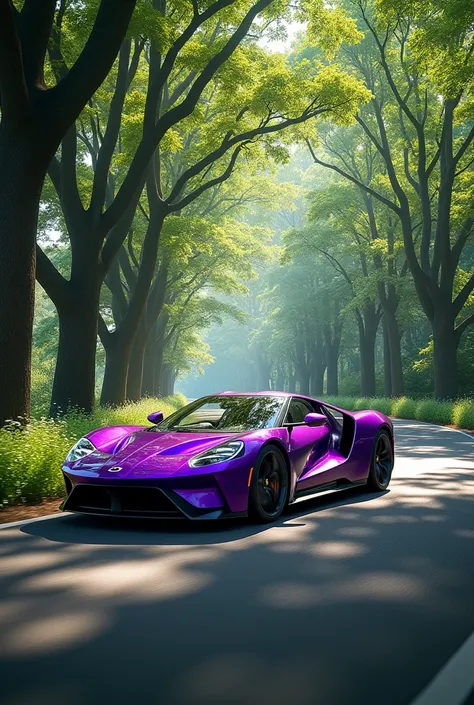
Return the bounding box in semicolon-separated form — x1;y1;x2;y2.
0;423;474;705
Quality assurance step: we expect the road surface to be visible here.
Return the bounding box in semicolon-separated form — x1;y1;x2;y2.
0;419;473;705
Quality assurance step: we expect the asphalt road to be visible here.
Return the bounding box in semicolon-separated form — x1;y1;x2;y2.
1;419;474;705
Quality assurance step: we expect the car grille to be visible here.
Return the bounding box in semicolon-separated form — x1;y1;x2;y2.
65;485;183;518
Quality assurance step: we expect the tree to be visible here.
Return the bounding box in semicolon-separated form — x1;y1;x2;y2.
307;0;474;398
37;0;370;413
0;0;137;424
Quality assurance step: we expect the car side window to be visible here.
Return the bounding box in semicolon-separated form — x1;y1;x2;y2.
285;398;315;425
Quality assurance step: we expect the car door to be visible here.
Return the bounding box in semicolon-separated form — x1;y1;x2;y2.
285;397;331;483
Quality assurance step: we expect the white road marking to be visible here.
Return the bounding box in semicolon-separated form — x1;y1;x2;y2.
0;512;66;530
409;631;474;705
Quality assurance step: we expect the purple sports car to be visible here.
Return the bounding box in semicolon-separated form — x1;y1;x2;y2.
61;392;394;523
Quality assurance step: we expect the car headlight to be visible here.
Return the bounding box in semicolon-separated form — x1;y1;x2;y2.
189;440;244;467
66;437;96;462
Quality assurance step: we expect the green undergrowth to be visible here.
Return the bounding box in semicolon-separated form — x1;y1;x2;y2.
323;396;474;430
0;395;186;508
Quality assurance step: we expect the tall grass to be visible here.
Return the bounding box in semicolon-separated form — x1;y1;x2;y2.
0;396;184;508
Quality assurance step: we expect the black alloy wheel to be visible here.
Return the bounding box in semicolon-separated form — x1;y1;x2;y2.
249;445;289;523
367;430;394;491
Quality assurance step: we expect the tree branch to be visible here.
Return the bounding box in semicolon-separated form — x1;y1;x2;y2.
35;245;69;306
17;0;56;88
306;139;400;214
453;269;474;316
50;0;137;133
455;312;474;343
167;142;248;211
90;40;131;216
0;0;28;125
99;0;274;234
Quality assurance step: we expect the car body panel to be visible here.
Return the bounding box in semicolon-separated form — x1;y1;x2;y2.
61;392;393;520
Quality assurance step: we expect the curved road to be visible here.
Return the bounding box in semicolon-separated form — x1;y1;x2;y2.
1;419;474;705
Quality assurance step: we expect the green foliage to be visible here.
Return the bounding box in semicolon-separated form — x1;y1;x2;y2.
324;396;474;430
0;396;185;508
452;400;474;430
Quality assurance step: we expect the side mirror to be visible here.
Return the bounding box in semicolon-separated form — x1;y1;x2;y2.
304;412;328;427
147;411;164;425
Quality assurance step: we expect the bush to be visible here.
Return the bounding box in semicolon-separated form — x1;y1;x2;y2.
452;400;474;429
324;395;474;430
414;399;453;426
0;395;185;508
391;396;418;419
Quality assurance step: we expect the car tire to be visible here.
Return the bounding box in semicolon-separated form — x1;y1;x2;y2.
248;444;289;523
366;429;394;491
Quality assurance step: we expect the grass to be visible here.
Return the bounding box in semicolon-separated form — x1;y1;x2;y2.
0;395;185;508
324;395;474;430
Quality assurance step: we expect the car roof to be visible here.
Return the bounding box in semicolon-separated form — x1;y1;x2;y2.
215;390;292;397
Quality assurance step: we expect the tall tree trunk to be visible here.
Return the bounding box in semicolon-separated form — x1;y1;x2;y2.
326;352;338;396
256;355;270;391
384;310;404;397
161;364;175;397
127;317;147;401
152;342;165;397
382;316;392;398
357;305;379;397
276;367;285;392
100;335;132;406
0;138;46;424
310;364;325;396
433;312;458;399
51;291;100;416
288;372;296;393
299;368;311;395
46;239;102;416
142;331;157;397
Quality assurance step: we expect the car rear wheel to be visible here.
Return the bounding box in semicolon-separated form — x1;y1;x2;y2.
248;445;289;523
366;429;393;491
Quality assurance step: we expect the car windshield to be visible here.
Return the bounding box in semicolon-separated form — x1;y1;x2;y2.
153;395;286;433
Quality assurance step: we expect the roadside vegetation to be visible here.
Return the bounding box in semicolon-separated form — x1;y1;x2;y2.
324;397;474;431
0;395;185;509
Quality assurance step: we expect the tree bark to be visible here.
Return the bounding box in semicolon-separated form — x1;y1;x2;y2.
126;316;147;401
310;364;325;396
100;333;132;406
152;341;165;397
50;287;100;416
142;328;158;397
433;313;458;399
382;316;392;397
288;372;296;393
357;304;380;397
326;352;338;396
384;309;404;397
161;364;175;397
299;368;311;395
0;136;45;424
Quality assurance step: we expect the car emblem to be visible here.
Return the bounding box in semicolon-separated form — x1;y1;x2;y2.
108;466;122;473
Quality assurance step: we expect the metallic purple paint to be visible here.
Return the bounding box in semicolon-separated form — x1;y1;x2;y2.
61;393;393;521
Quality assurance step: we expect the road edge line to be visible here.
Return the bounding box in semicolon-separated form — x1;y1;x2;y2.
0;512;68;530
408;630;474;705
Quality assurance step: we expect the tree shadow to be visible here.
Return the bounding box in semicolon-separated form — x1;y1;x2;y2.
1;423;474;705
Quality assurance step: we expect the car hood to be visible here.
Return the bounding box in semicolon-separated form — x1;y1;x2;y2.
67;429;238;478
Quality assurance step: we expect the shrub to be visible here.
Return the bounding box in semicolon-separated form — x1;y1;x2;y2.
391;396;418;419
414;399;453;426
452;400;474;429
0;395;185;508
367;398;393;416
